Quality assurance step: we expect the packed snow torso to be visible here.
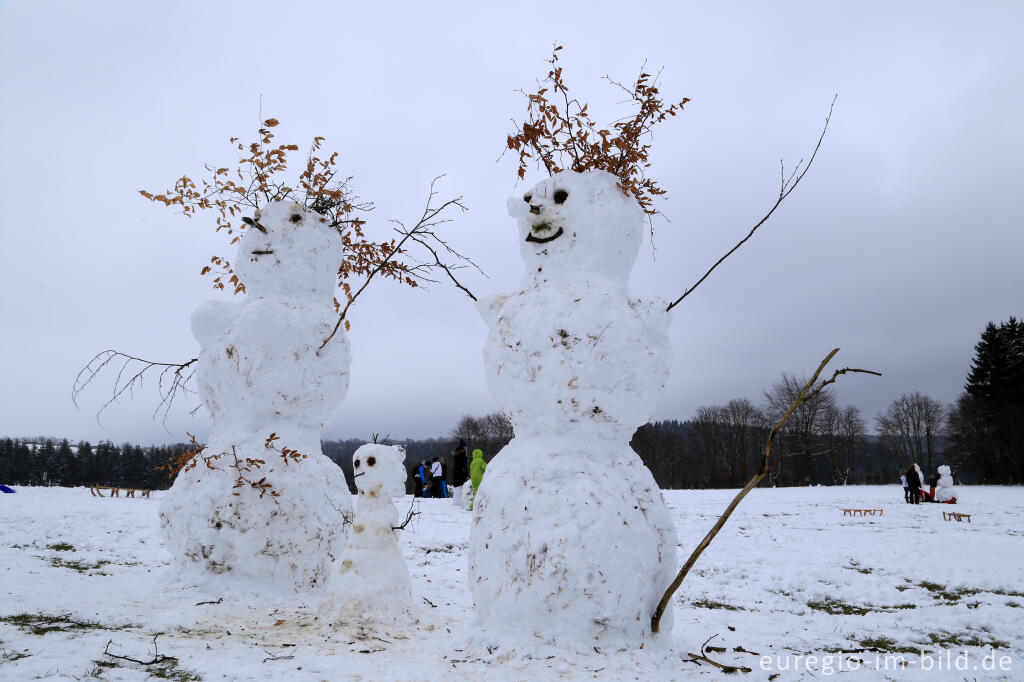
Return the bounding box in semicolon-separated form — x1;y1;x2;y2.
480;280;669;442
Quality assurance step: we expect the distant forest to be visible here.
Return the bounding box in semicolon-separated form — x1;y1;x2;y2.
0;423;974;494
4;317;1019;491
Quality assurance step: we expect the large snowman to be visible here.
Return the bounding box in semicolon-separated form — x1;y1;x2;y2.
469;170;679;655
320;444;415;625
160;201;352;598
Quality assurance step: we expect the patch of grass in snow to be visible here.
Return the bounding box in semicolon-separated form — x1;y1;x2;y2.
89;657;201;681
49;557;111;573
989;588;1024;598
151;661;203;681
806;599;872;616
46;541;75;552
419;543;461;554
856;636;921;654
917;581;981;602
0;613;133;637
690;598;745;611
926;631;1010;649
844;560;874;575
1006;601;1020;608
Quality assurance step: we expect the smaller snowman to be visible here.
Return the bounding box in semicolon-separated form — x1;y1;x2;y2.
913;463;926;502
320;444;415;625
935;465;957;503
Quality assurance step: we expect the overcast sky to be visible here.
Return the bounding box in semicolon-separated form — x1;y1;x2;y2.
1;1;1021;446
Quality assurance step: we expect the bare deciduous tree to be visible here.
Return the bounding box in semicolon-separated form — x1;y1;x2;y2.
876;392;946;475
450;412;514;457
821;405;866;485
688;399;767;486
763;372;837;485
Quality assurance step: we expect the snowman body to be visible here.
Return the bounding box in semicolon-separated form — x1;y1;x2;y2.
935;464;957;503
320;444;415;625
160;201;352;597
469;170;678;655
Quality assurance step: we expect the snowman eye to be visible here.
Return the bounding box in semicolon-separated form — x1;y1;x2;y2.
367;456;376;467
290;213;302;223
554;189;568;204
354;459;360;468
523;193;532;203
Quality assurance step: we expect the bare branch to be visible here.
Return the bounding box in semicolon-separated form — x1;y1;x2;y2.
650;347;878;633
666;95;837;311
320;177;479;351
72;350;198;428
392;495;420;532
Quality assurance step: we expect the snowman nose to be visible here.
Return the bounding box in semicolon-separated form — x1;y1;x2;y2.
529;204;542;215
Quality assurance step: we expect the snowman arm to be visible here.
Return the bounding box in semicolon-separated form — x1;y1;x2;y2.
633;296;672;334
191;300;238;347
477;293;510;328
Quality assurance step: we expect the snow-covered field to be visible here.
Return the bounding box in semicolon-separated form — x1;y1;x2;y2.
1;485;1021;681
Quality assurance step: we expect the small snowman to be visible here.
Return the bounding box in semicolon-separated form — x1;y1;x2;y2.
913;463;926;501
935;465;957;503
469;170;678;655
160;201;352;597
320;444;415;625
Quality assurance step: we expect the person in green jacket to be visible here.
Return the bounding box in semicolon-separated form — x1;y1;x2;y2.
469;449;486;510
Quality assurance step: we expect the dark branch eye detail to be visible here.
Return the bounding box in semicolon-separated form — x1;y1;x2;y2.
367;456;376;467
290;213;302;223
523;193;532;203
354;459;360;468
554;189;568;204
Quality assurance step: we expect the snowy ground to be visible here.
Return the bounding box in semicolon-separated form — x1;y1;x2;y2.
1;485;1022;681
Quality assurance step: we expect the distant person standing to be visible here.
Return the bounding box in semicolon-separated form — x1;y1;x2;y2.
430;457;444;498
469;449;487;510
451;439;469;505
900;472;910;503
418;460;431;498
905;466;921;505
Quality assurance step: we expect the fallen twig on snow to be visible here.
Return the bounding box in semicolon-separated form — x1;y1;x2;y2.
103;635;177;666
262;649;295;663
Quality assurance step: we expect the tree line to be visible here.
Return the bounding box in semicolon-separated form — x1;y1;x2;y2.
4;318;1019;490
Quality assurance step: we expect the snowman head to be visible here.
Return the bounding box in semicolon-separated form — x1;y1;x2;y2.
507;170;644;283
937;465;951;476
351;443;406;496
235;200;343;301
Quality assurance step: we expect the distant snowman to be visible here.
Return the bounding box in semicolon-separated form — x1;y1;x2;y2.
935;465;957;503
160;201;352;597
320;444;415;625
469;170;678;655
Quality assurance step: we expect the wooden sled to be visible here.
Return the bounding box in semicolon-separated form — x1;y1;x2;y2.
90;484;153;499
841;508;884;517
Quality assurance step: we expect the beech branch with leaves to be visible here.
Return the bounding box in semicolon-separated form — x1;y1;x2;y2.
506;44;689;231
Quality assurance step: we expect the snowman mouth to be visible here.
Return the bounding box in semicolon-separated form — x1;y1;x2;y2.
525;224;564;244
